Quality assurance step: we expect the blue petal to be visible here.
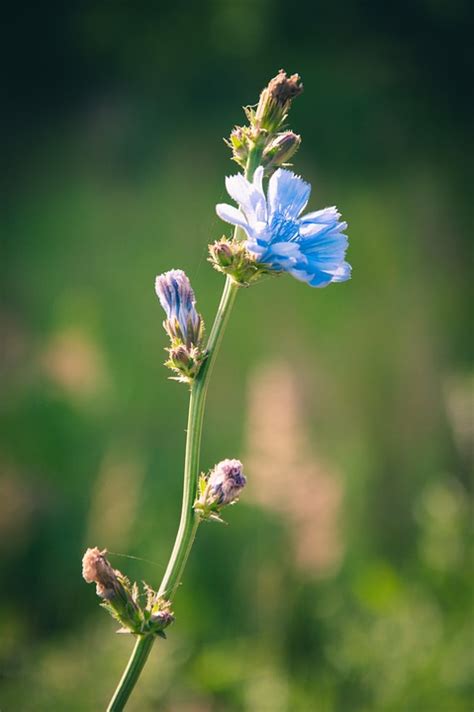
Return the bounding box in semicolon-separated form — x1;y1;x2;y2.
225;166;267;222
300;206;340;224
216;203;250;232
268;169;311;220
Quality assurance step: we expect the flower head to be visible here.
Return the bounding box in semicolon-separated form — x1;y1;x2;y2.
155;269;202;347
216;167;351;288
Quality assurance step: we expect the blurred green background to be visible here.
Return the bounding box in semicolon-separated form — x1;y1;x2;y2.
1;1;472;710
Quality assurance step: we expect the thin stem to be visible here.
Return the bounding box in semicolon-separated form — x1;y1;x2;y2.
157;275;238;601
106;156;256;712
107;636;154;712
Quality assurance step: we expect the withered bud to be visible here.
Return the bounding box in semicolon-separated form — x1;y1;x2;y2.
82;547;118;600
82;547;144;633
267;69;303;106
254;69;303;132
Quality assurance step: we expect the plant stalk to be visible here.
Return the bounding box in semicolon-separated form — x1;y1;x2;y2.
106;153;257;711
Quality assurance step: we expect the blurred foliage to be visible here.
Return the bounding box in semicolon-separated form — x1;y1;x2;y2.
1;0;472;710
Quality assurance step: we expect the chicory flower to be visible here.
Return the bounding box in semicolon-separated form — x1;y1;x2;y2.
216;167;351;287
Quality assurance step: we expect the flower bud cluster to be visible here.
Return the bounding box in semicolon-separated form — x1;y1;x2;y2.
226;69;303;176
194;458;247;523
208;237;272;286
82;548;174;637
155;269;205;383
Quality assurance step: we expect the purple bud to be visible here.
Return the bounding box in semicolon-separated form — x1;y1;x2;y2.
155;269;202;347
208;459;246;506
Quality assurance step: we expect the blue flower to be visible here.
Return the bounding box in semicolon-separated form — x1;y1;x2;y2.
216;167;351;287
155;269;202;347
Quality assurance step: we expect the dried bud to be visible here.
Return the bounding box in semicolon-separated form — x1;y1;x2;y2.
194;458;247;522
254;69;303;133
82;548;142;632
82;547;118;599
267;69;303;106
262;131;301;174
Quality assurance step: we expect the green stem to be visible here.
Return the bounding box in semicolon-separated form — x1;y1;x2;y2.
107;636;154;712
157;275;239;601
106;155;257;711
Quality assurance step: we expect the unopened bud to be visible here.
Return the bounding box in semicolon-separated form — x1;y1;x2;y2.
168;343;192;369
208;238;263;286
194;458;247;521
155;270;203;349
262;131;301;173
208;459;246;506
155;270;205;382
166;343;204;383
149;599;175;637
209;238;234;268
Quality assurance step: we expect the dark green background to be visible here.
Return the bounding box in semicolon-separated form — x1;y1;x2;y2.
1;1;472;710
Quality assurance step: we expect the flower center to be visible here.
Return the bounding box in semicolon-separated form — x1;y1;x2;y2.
269;214;300;243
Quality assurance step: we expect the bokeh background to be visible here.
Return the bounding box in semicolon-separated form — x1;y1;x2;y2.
1;1;472;710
